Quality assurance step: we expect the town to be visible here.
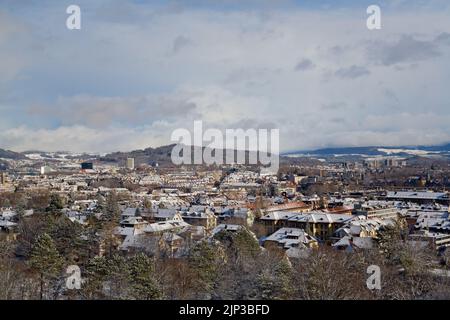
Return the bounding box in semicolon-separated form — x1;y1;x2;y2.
1;145;450;300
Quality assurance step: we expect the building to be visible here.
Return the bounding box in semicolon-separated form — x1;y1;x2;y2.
0;172;7;185
40;166;52;175
81;162;94;170
331;217;395;250
121;207;140;221
144;219;190;235
260;211;355;242
260;211;299;234
332;236;374;251
409;231;450;250
264;201;312;214
414;211;450;234
153;209;182;222
180;210;217;230
0;219;18;241
115;216;202;256
126;158;135;170
364;157;406;169
119;216;149;229
217;207;254;226
211;224;246;237
352;203;399;220
0;209;18;241
386;191;450;204
263;228;318;250
64;210;88;225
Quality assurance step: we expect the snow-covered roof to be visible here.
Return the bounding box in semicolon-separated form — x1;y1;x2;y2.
386;191;448;200
415;211;450;232
121;207;138;217
332;236;374;249
0;219;17;229
144;220;190;233
264;228;317;249
211;224;243;235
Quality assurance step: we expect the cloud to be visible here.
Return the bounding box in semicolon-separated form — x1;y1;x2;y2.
172;35;193;54
2;2;450;152
335;65;370;79
366;35;441;66
434;32;450;45
0;10;34;85
320;102;347;111
27;94;199;129
0;125;171;153
295;58;315;71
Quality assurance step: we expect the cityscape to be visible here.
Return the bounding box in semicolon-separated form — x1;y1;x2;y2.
1;0;450;306
1;144;450;300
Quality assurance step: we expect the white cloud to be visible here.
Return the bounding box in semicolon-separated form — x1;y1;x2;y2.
0;125;171;153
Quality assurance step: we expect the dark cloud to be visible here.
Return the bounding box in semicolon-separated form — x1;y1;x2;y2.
295;58;315;71
384;89;399;103
172;35;192;54
367;35;441;66
435;32;450;46
335;65;370;79
329;45;349;56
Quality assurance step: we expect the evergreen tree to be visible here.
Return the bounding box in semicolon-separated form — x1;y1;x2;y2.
46;215;85;263
135;207;141;217
188;241;225;298
129;253;163;300
82;256;110;299
105;254;130;299
215;228;260;263
29;233;64;299
46;193;64;214
103;192;120;222
255;254;293;300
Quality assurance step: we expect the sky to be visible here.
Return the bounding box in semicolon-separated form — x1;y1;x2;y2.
1;0;450;153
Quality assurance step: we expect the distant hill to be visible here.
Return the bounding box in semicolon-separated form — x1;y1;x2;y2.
283;143;450;158
100;144;178;166
0;148;26;160
286;146;384;156
417;143;450;152
99;142;450;166
101;144;280;167
5;142;450;164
